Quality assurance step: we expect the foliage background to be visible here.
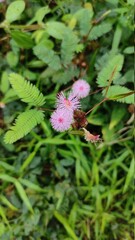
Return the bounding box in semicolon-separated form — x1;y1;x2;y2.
0;0;134;239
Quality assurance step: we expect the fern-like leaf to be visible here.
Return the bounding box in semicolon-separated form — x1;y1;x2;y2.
61;30;79;66
97;54;124;87
4;109;44;144
88;22;112;40
102;86;134;104
75;8;93;36
9;73;45;106
33;44;61;70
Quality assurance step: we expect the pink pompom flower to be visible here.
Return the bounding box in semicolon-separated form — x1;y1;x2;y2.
50;109;73;132
56;92;81;112
72;79;90;99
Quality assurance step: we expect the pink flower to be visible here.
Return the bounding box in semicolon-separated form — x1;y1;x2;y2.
50;109;73;132
56;92;80;112
83;128;101;143
72;79;90;99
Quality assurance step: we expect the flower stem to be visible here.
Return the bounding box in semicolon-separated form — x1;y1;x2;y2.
85;98;108;115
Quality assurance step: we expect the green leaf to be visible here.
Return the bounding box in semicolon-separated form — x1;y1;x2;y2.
0;174;15;183
97;54;124;87
5;0;25;23
9;73;45;106
27;60;46;68
111;24;122;54
127;0;134;5
0;161;15;172
102;86;134;104
2;89;18;104
68;203;78;229
52;66;79;84
113;69;134;85
6;51;19;67
11;30;34;49
88;22;112;40
123;158;134;193
75;8;93;35
0;195;18;211
33;44;61;70
35;6;50;24
0;222;6;237
14;180;33;213
61;30;79;66
109;106;126;129
87;114;105;126
45;21;67;39
19;178;46;192
4;109;44;144
0;206;10;229
54;211;78;240
0;71;10;94
123;46;134;54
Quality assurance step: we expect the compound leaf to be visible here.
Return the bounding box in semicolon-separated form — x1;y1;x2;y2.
9;73;45;106
4;109;44;144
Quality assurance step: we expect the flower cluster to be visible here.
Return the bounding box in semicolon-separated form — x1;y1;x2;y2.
50;79;90;132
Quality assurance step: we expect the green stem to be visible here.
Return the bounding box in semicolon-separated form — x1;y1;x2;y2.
0;23;44;31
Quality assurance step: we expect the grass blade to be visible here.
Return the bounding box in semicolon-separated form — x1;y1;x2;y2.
14;180;34;213
54;211;78;240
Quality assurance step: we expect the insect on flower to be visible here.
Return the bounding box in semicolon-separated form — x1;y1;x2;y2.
82;128;102;143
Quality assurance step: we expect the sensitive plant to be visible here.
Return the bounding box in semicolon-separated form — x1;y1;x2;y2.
56;91;81;112
3;72;134;144
0;0;134;144
72;79;91;99
50;79;90;133
50;108;73;132
0;0;134;239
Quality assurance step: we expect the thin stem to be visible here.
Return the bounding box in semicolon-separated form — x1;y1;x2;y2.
89;87;104;96
0;23;43;31
92;10;111;25
85;98;108;115
38;107;54;112
104;66;117;97
10;24;42;31
0;36;9;42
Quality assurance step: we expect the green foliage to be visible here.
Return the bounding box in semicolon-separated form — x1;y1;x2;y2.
54;211;78;240
97;54;124;87
11;30;34;49
88;22;112;40
111;24;122;54
103;86;134;104
0;72;10;94
75;7;93;36
6;51;19;68
9;73;45;106
30;6;50;24
0;174;33;213
123;46;134;54
33;43;62;70
4;110;44;144
61;30;79;66
45;21;68;40
0;0;134;239
5;0;25;23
